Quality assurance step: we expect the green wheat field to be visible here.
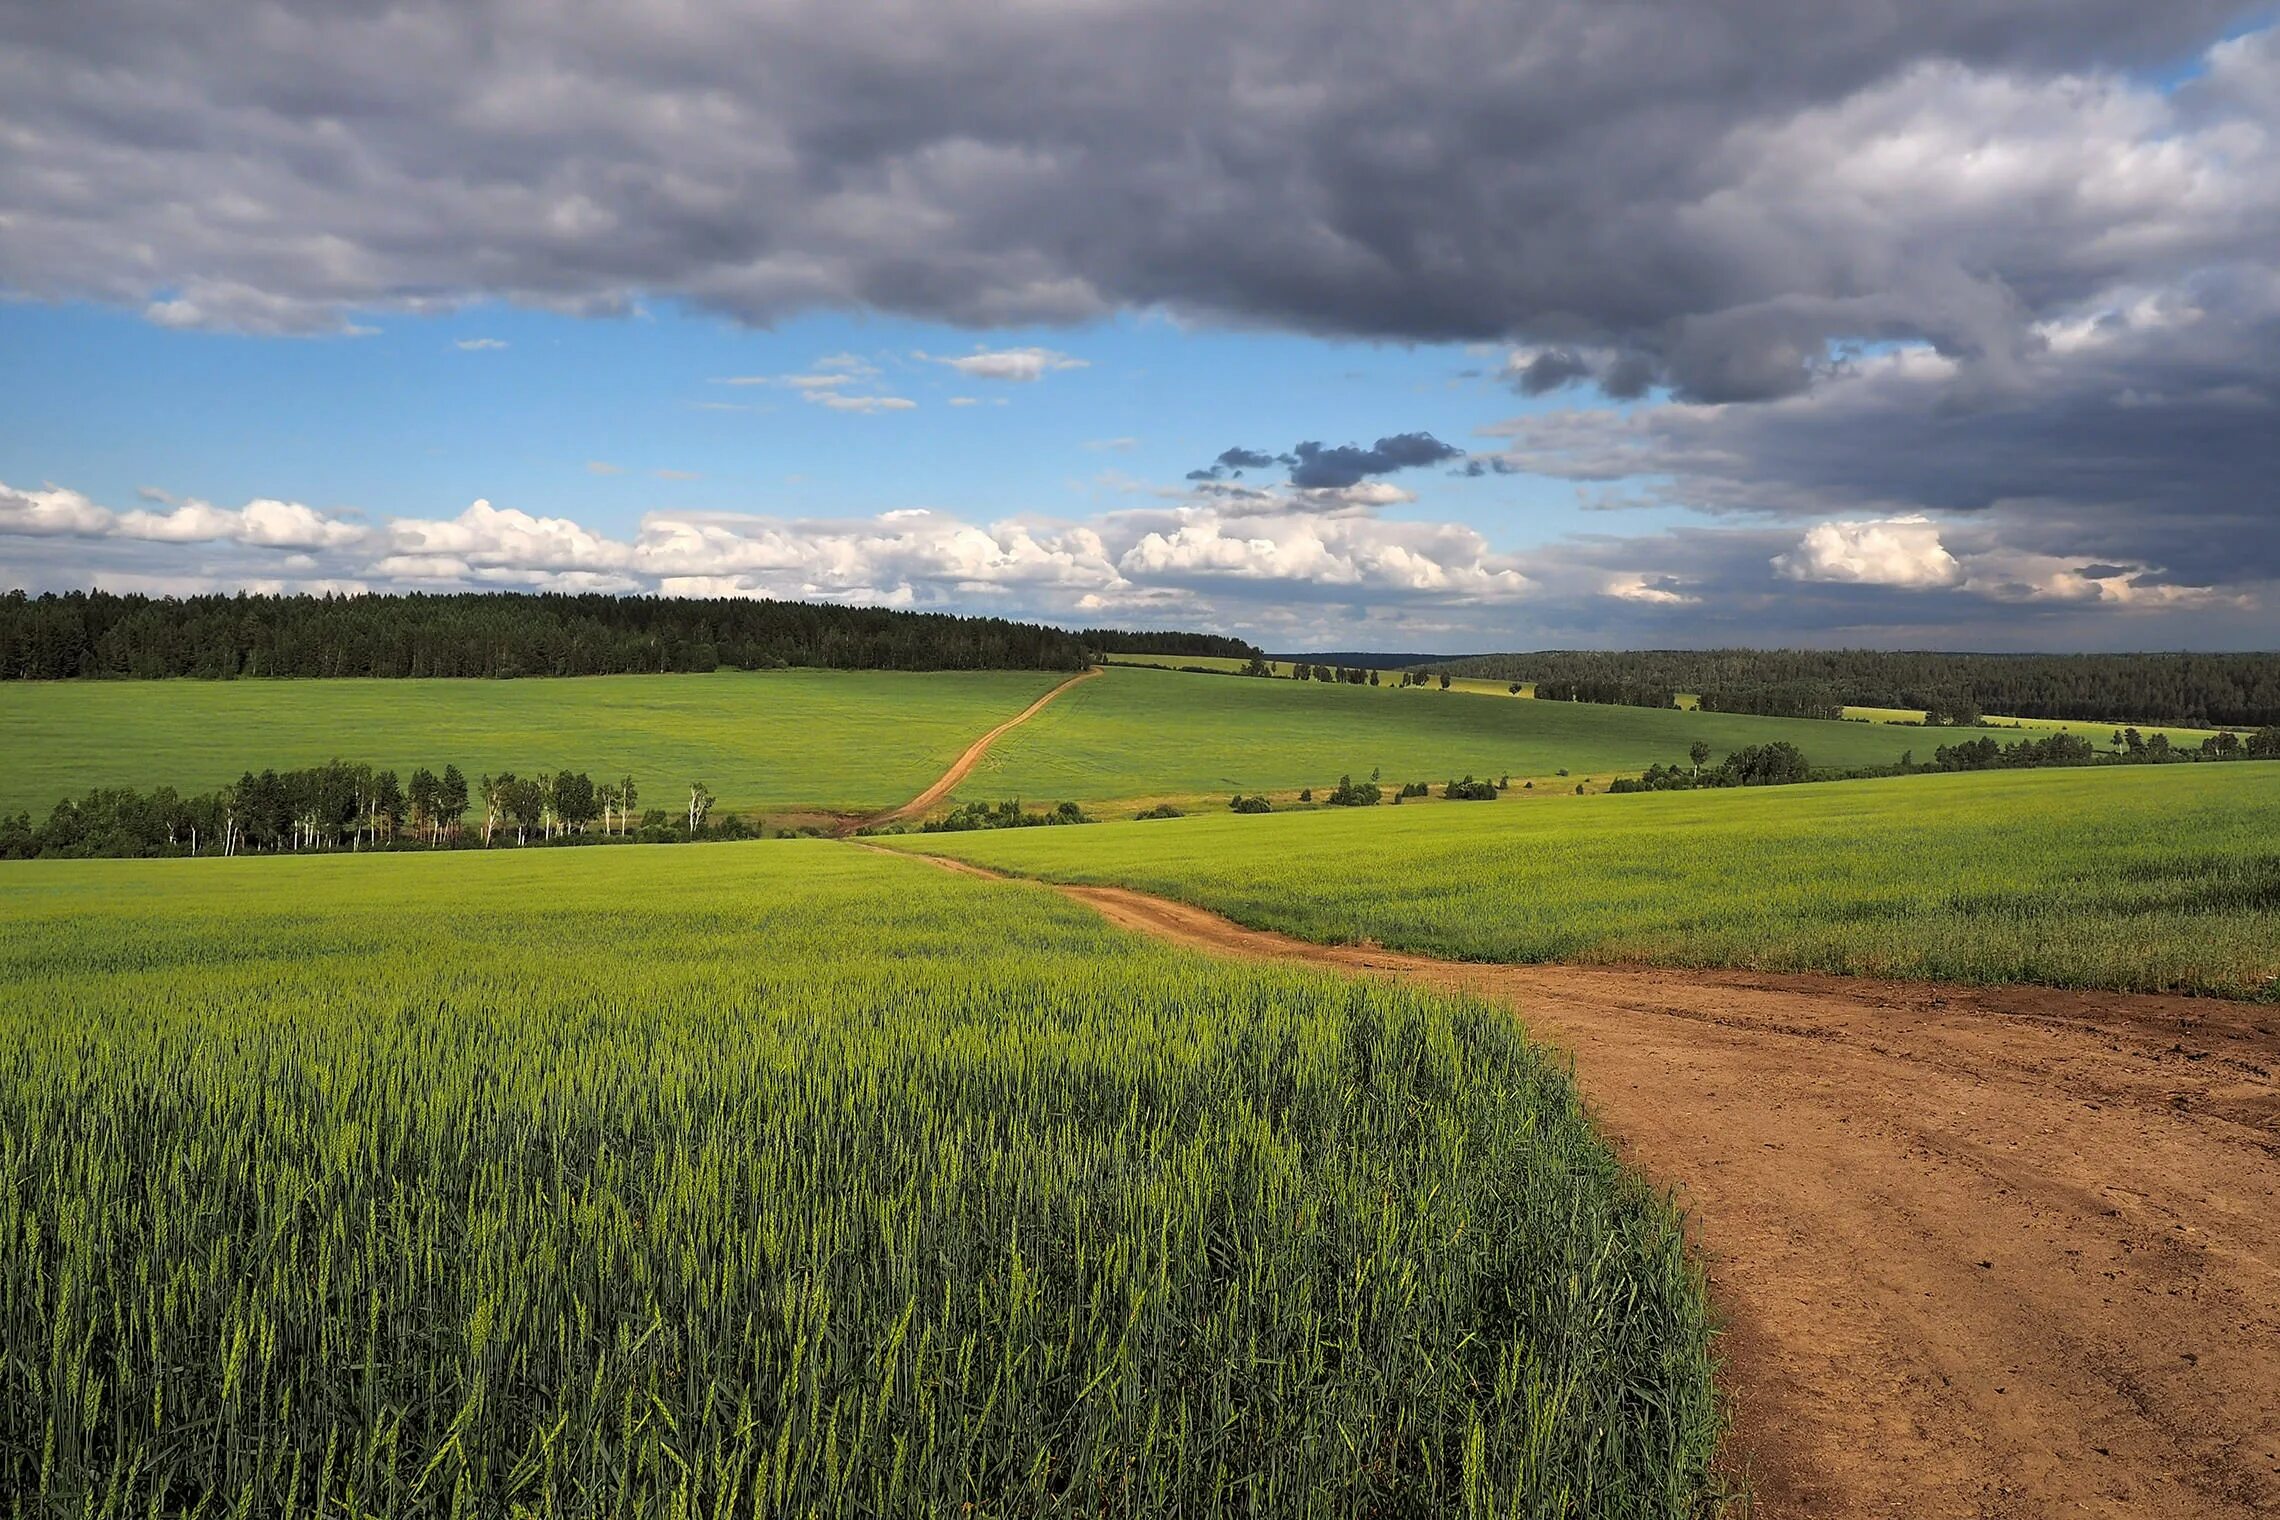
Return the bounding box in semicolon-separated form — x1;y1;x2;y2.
901;764;2280;998
0;842;1720;1517
973;665;2214;805
0;668;1067;818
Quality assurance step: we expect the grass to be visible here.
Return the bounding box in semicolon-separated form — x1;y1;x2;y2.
0;668;1068;817
1838;704;2220;746
0;841;1720;1516
898;765;2280;999
967;664;2153;806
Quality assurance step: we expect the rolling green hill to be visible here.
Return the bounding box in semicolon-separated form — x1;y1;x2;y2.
0;668;1067;817
964;664;2168;805
897;764;2280;998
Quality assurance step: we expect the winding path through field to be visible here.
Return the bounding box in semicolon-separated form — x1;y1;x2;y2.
887;849;2280;1518
849;666;1101;830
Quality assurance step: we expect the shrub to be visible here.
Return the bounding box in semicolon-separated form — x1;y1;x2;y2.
1443;775;1499;801
1229;794;1273;814
1134;803;1185;820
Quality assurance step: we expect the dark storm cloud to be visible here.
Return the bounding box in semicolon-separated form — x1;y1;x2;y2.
1287;435;1462;489
1491;265;2280;592
1514;350;1594;395
0;1;2256;355
1186;435;1457;487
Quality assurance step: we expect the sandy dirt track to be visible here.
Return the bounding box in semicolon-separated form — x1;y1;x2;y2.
850;666;1101;830
897;851;2280;1518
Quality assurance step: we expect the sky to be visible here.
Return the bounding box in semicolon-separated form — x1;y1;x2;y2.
3;1;2277;652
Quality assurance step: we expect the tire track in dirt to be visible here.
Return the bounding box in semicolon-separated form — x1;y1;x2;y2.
846;666;1101;832
879;848;2280;1518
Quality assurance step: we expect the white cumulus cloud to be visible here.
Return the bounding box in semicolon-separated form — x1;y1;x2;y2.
1772;515;1962;587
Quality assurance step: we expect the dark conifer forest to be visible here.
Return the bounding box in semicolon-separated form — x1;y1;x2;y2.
0;590;1127;678
1429;649;2280;728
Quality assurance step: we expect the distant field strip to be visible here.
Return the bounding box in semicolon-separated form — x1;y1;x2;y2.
0;668;1065;816
899;765;2280;998
0;842;1717;1515
974;663;2152;803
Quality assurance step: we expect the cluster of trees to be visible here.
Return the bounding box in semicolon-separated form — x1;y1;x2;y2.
1693;682;1848;722
0;762;753;861
1426;649;2280;728
1608;741;1813;792
1932;726;2278;770
1395;670;1453;690
1534;679;1676;709
1929;734;2099;772
1442;775;1501;800
1297;664;1382;686
1078;629;1261;660
1324;773;1384;807
472;771;657;845
0;591;1105;680
1228;794;1273;814
918;799;1090;833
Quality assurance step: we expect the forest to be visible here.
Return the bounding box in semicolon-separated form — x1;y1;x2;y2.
1078;627;1262;659
0;590;1111;679
1428;649;2280;727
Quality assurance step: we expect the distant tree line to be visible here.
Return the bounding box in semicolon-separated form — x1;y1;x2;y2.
0;761;754;860
1078;629;1261;659
1606;724;2277;795
1535;679;1677;709
1;590;1105;680
1932;725;2280;770
1424;649;2280;728
1692;681;1848;722
913;799;1091;833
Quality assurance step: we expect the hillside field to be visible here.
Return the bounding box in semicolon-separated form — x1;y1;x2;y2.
0;841;1716;1516
970;664;2168;806
898;764;2280;998
0;668;1066;817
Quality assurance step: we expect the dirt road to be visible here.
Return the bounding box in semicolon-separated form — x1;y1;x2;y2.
850;667;1101;830
907;853;2280;1518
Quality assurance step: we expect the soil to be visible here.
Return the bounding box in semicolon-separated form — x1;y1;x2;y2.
847;666;1101;831
904;853;2280;1519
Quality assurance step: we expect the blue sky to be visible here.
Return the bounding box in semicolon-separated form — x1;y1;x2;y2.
0;299;1607;548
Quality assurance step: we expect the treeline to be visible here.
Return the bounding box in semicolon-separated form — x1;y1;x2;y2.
1426;649;2280;728
1609;724;2278;795
1536;679;1676;709
1078;628;1261;659
1694;682;1847;722
1933;725;2280;771
1;590;1099;680
916;799;1091;833
0;761;746;860
1610;743;1814;792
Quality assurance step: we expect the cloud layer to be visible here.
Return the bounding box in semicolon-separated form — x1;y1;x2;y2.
1;3;2275;646
9;472;2268;651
